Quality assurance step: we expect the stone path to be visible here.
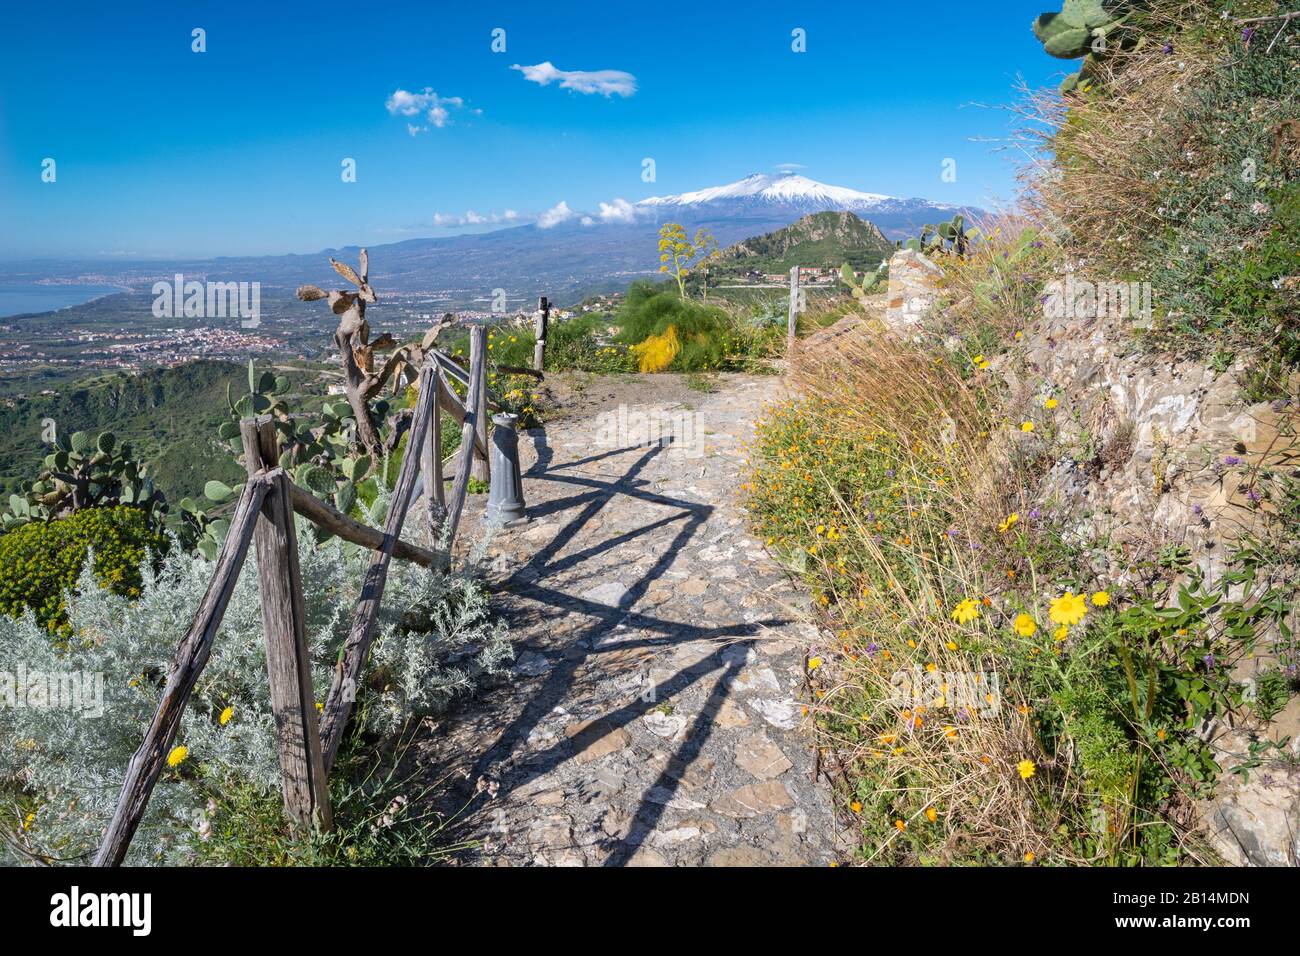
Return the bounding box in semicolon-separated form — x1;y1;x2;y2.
413;373;840;866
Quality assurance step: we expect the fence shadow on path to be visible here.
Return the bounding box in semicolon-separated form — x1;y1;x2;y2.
447;428;791;864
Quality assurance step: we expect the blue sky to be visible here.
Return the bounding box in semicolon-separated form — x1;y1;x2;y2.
0;1;1068;260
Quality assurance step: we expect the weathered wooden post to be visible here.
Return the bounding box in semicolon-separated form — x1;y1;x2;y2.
787;265;800;347
470;324;492;484
318;365;438;772
419;364;445;546
240;417;331;830
95;477;271;866
533;296;549;372
444;326;487;550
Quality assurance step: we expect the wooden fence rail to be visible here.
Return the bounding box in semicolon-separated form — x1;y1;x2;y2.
94;325;508;865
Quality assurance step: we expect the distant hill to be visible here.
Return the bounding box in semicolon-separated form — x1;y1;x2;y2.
710;211;895;274
0;362;321;503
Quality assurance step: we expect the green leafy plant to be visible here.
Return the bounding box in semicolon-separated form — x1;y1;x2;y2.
0;505;168;635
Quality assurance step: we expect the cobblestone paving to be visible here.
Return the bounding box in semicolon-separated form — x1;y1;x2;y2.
414;374;841;866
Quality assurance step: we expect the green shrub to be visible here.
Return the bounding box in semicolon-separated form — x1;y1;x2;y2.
1143;42;1300;361
0;528;511;865
0;505;168;635
614;282;781;371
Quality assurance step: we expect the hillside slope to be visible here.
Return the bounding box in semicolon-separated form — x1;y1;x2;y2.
711;211;894;273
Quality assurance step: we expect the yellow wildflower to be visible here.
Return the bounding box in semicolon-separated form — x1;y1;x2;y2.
951;598;980;625
1017;759;1036;780
1091;590;1111;607
219;706;233;726
1049;591;1088;627
167;745;189;768
1013;614;1037;638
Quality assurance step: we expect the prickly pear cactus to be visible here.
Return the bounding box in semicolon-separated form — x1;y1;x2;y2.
1032;0;1138;93
2;428;164;530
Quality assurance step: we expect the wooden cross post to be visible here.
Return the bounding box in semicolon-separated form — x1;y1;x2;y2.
788;265;800;347
240;417;331;830
533;295;550;372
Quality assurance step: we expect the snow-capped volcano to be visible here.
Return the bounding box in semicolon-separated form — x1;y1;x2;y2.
634;172;969;238
638;173;894;210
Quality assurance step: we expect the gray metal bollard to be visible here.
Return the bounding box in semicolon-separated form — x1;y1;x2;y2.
485;412;527;527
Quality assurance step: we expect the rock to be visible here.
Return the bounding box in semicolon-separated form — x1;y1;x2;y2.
706;846;775;867
734;733;793;779
644;786;706;811
711;781;794;818
642;710;687;739
711;697;750;729
648;826;702;848
564;719;631;764
625;847;670;867
512;650;552;677
884;248;944;332
680;578;708;596
582;581;628;607
1202;728;1300;867
748;697;800;730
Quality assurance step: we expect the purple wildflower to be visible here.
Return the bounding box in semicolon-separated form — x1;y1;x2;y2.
1242;26;1256;44
865;642;879;657
1247;488;1262;503
1162;41;1174;54
1204;652;1216;670
1223;455;1242;466
1192;503;1203;516
1028;508;1041;520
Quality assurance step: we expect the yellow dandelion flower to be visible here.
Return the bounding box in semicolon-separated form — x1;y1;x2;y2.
808;657;822;671
1020;421;1035;433
998;513;1020;533
1091;590;1111;607
926;807;938;822
850;801;862;814
1013;614;1037;638
219;706;233;726
1024;851;1035;863
167;745;189;768
1017;759;1036;780
1044;397;1058;409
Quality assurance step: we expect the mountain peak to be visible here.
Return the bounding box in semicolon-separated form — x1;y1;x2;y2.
637;173;895;209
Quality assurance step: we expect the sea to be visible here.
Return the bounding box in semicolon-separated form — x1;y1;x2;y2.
0;283;129;318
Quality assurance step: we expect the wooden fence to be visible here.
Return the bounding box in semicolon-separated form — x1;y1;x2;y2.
93;324;526;866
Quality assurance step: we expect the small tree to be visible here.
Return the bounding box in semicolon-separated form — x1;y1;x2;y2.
658;223;717;299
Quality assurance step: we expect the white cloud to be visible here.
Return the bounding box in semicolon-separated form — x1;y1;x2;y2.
386;88;469;132
503;209;518;220
537;200;575;228
580;216;595;226
597;198;638;223
510;61;637;97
